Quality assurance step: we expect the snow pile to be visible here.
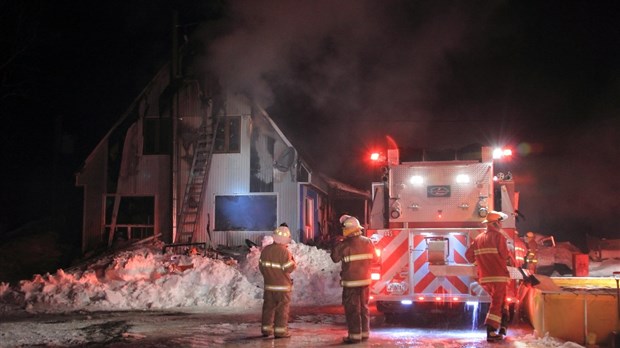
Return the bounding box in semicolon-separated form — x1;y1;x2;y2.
524;332;587;348
241;241;342;305
589;258;620;277
0;240;343;313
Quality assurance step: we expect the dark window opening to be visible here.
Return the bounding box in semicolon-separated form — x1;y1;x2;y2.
214;117;240;153
105;196;155;242
144;116;172;155
297;163;309;182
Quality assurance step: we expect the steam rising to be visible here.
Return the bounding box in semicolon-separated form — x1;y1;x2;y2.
201;1;620;247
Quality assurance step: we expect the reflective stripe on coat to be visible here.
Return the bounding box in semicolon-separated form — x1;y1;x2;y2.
259;243;296;292
331;234;378;288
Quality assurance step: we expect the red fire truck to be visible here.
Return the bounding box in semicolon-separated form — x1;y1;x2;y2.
366;146;525;319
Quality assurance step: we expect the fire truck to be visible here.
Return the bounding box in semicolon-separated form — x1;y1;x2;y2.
366;145;526;319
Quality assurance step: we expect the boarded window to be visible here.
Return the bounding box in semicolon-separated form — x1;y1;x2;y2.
214;194;277;231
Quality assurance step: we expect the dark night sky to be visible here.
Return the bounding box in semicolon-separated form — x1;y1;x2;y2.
2;1;620;249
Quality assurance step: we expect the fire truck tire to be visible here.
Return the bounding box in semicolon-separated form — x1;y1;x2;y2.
384;313;398;324
376;301;410;314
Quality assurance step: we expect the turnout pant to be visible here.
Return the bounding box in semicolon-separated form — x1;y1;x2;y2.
261;290;291;337
342;286;370;340
481;282;508;330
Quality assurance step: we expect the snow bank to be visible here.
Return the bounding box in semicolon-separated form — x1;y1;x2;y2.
589;258;620;277
0;240;343;313
240;241;342;305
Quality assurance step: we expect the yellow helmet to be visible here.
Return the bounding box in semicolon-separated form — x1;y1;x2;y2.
342;216;363;237
481;211;508;224
273;224;291;244
339;214;352;224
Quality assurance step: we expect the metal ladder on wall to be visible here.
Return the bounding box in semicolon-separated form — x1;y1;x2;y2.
176;98;219;243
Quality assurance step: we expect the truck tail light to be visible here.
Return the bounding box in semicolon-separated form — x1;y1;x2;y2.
375;248;381;258
370;264;381;281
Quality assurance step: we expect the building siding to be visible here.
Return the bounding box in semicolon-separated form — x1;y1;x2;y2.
76;63;366;254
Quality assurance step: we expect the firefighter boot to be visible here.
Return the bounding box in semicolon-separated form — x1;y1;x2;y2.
261;329;272;337
343;336;362;344
499;306;509;337
486;326;503;342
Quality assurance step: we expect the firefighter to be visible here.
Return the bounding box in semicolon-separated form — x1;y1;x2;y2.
524;232;538;273
330;215;378;344
513;231;527;269
259;223;296;338
465;211;516;342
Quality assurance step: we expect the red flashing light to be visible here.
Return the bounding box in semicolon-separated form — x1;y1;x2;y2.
370;152;381;161
493;147;514;160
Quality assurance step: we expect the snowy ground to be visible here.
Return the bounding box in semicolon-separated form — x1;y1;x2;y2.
0;304;585;347
0;238;617;347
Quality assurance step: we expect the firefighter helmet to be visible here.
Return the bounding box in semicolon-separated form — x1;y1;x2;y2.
273;223;291;244
481;211;508;224
342;216;363;237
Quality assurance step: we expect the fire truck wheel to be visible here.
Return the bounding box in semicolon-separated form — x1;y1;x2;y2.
384;313;397;324
376;301;410;314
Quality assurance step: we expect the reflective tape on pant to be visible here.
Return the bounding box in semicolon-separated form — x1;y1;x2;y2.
341;279;371;287
347;333;362;340
486;313;502;326
265;284;292;291
480;276;509;283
